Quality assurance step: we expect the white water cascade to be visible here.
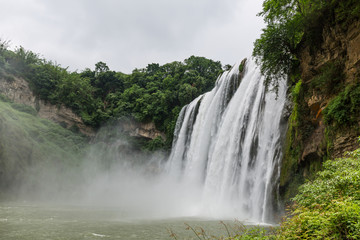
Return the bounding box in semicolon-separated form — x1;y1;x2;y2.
167;58;287;223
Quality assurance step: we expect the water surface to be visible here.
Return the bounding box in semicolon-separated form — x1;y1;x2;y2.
0;203;250;240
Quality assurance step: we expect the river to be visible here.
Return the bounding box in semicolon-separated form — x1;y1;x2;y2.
0;202;259;240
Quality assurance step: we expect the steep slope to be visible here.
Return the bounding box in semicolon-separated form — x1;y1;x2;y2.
0;96;87;199
298;19;360;158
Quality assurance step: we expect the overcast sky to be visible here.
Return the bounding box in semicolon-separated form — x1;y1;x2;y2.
0;0;265;73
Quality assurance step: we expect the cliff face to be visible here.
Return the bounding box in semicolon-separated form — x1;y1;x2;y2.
0;76;95;136
299;19;360;160
0;75;165;140
119;120;166;140
299;20;360;85
280;19;360;201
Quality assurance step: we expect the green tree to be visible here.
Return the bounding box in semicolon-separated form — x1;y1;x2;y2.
51;73;95;112
27;62;67;101
178;83;198;106
0;39;10;69
95;61;109;75
253;0;306;89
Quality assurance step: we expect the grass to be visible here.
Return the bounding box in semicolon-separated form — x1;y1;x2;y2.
169;221;277;240
0;99;87;198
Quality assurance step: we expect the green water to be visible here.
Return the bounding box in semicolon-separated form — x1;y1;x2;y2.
0;203;242;240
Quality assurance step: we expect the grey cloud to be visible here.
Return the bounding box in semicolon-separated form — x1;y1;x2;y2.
0;0;264;73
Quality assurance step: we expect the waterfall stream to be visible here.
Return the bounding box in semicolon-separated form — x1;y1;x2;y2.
167;58;287;223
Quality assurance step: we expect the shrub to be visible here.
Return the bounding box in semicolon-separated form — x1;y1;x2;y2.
310;60;345;95
0;94;10;102
10;103;37;116
277;143;360;239
324;83;360;127
144;136;165;151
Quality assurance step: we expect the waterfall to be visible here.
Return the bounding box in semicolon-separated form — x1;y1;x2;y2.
167;58;287;223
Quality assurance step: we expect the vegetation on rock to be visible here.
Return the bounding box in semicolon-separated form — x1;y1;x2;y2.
324;83;360;128
277;143;360;239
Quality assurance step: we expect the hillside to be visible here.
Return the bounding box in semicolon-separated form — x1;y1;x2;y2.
0;74;94;136
0;95;87;199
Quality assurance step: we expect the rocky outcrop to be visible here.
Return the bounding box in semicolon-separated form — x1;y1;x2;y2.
299;20;360;84
0;76;94;136
119;120;166;140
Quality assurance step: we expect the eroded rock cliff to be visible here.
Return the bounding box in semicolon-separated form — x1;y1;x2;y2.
298;19;360;160
119;120;166;140
0;75;95;136
280;19;360;201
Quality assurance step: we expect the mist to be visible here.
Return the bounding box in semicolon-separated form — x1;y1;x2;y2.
9;121;206;221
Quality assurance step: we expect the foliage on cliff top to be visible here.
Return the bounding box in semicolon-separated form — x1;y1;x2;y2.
253;0;360;88
0;41;223;148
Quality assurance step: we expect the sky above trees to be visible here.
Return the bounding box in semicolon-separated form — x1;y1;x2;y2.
0;0;264;73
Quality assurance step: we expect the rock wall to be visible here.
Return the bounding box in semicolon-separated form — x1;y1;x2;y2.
280;19;360;202
298;19;360;160
0;76;94;136
118;120;166;140
299;21;360;84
